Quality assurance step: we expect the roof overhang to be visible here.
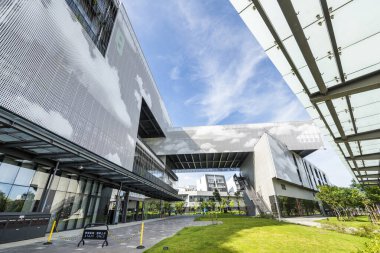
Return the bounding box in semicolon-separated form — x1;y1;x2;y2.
0;107;180;201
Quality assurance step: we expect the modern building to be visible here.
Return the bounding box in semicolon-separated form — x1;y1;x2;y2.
0;0;333;243
196;174;228;192
178;175;245;211
230;0;380;186
146;125;329;217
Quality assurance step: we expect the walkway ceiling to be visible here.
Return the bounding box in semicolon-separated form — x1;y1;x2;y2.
167;152;249;172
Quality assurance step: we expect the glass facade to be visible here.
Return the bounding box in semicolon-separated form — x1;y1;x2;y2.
0;157;49;213
0;156;125;232
270;195;321;218
47;172;107;231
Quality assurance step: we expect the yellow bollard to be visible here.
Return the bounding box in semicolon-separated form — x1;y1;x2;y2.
43;220;56;245
136;222;145;249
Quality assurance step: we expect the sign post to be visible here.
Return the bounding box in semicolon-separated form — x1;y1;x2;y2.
77;223;109;248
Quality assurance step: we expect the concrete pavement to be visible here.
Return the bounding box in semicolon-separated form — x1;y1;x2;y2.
0;215;216;253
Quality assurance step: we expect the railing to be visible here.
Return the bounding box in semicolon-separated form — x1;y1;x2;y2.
233;174;272;215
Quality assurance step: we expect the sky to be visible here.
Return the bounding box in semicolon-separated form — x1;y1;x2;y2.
122;0;354;187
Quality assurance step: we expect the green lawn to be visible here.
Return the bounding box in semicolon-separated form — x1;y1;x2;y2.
145;215;370;253
317;215;380;229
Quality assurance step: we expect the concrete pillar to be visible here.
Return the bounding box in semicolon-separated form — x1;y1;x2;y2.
142;201;145;220
112;185;122;225
121;191;130;223
135;201;139;220
159;199;163;218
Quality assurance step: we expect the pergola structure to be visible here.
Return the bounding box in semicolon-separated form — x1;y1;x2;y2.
232;0;380;185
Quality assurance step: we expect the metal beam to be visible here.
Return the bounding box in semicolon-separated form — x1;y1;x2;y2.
360;179;380;183
310;70;380;103
230;152;239;168
347;152;380;160
278;0;327;94
60;161;95;167
356;166;380;172
356;174;380;179
335;129;380;143
0;140;46;148
36;152;76;159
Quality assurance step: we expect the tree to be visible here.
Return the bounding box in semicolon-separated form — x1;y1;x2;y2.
234;190;242;214
317;184;380;224
220;198;227;213
163;202;172;216
200;200;207;214
213;189;222;211
228;199;235;211
174;201;185;215
193;202;199;213
207;199;216;211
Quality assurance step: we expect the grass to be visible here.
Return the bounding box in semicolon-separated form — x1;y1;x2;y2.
317;215;379;229
144;214;370;253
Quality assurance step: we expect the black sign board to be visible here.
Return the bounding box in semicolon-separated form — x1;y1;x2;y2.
78;223;109;247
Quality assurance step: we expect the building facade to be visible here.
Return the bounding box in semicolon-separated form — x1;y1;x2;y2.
0;0;331;243
196;174;228;192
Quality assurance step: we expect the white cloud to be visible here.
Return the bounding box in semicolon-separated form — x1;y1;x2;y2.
244;138;258;148
169;66;180;80
148;1;307;125
105;153;122;166
15;96;73;139
135;74;152;108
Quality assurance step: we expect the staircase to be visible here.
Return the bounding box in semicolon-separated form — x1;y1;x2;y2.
233;174;272;216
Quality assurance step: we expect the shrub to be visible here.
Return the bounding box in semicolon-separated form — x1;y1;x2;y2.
356;235;380;253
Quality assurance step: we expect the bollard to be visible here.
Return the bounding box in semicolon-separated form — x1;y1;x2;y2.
136;222;145;249
43;220;56;245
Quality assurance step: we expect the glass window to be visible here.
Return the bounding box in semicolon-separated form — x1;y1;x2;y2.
31;168;50;189
0;183;12;212
76;178;86;194
0;158;20;184
91;181;99;195
50;174;60;190
57;174;70;192
14;166;36;186
67;176;79;193
21;187;37;212
84;180;93;194
5;185;30;212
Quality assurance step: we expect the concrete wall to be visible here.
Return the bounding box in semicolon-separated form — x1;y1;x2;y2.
273;180;316;201
252;134;277;209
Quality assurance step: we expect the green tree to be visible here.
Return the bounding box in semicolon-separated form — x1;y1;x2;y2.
234;191;242;214
174;201;185;215
200;200;207;214
163;202;172;216
213;189;222;211
220;198;227;213
229;199;235;211
207;199;216;211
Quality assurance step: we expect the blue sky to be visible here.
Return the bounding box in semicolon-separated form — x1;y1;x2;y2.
123;0;354;187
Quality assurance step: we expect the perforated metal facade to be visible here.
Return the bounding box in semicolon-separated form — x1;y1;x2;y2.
0;0;171;171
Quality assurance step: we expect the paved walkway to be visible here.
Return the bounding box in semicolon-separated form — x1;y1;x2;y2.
281;216;327;228
0;216;215;253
